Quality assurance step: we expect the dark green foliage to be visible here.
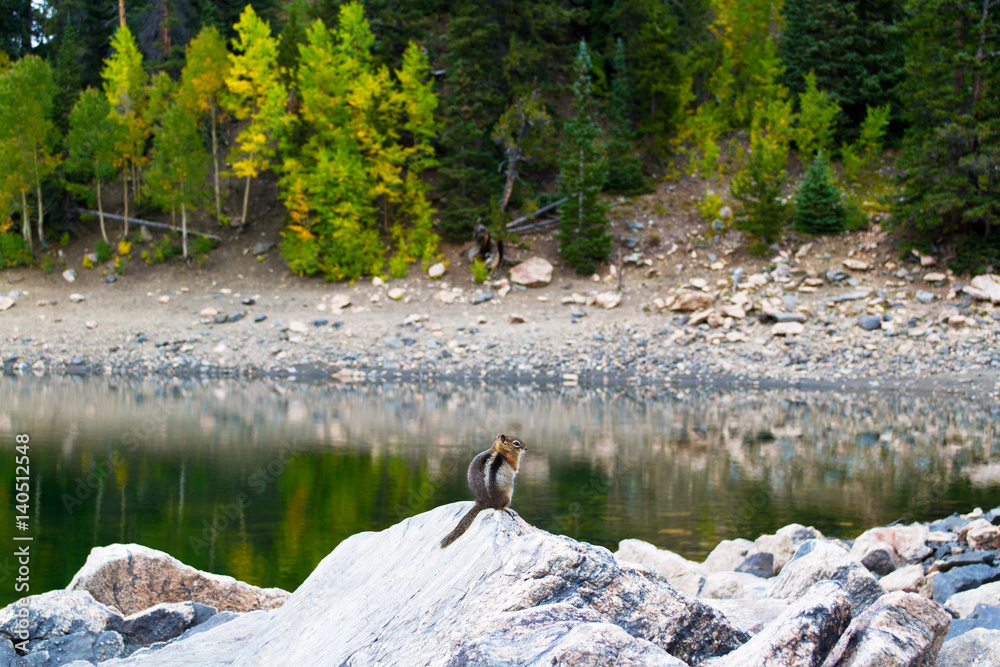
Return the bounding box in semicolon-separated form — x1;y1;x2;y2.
730;149;788;252
0;0;36;59
949;232;1000;276
558;41;610;275
793;153;845;235
0;231;32;268
604;38;647;194
779;0;905;135
435;0;506;241
627;3;688;154
891;0;1000;243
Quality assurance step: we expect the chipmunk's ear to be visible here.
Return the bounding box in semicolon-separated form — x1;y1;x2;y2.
497;434;506;444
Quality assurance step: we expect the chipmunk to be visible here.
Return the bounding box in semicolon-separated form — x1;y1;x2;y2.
440;434;526;548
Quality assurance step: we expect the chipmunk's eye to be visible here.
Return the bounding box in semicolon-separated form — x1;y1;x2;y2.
512;440;521;448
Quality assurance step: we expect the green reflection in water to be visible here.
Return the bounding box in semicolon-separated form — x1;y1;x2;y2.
0;375;998;606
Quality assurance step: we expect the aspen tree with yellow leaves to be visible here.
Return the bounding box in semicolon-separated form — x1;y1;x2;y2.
224;5;287;230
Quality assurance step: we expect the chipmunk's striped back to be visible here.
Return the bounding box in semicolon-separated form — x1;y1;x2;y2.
440;434;526;548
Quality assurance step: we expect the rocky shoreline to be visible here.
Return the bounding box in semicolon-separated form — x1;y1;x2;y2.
2;505;999;666
1;254;999;395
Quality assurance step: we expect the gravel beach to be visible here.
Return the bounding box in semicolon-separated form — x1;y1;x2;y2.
2;226;999;396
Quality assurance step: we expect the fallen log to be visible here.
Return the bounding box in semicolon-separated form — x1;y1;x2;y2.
80;211;223;242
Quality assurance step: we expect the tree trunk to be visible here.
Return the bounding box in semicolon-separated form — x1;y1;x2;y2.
96;179;108;243
35;174;46;249
181;187;188;259
211;106;221;224
118;0;125;28
577;148;585;225
171;204;176;230
122;170;130;238
21;190;32;252
241;175;251;228
131;159;139;204
500;147;521;213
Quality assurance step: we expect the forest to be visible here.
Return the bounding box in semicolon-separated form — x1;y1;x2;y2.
0;0;997;279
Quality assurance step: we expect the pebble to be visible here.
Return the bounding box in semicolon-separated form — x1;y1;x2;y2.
858;315;882;331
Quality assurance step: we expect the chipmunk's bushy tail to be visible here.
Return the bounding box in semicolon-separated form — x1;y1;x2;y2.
440;502;485;548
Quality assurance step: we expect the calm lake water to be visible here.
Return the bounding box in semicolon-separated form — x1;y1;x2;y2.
1;375;999;607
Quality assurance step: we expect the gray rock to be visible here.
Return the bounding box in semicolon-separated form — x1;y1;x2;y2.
703;539;755;573
773;311;807;324
932;564;1000;603
858;315;883;331
945;604;1000;641
101;610;270;667
700;572;769;600
945;581;1000;618
850;535;901;576
767;540;886;615
754;523;824;575
247;504;749;665
708;580;851;667
383;336;404;350
702;598;790;636
120;602;196;647
616;539;707;597
737;552;775;579
0;638;17;664
67;544;288;616
915;290;937;304
935;628;1000;666
251;242;275;256
472;293;493;305
29;630;124;665
177;611;238;641
0;591;123;642
449;604;686;666
820;591;951;666
831;290;872;303
827;269;848;282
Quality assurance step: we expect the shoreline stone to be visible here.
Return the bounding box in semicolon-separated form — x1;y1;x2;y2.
4;506;1000;666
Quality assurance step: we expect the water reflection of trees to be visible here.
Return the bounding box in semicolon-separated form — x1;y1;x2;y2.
1;376;998;604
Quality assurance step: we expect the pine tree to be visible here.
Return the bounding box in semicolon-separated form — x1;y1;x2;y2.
779;0;904;133
605;38;646;193
435;0;505;241
65;88;123;243
793;152;845;235
179;25;230;225
892;0;1000;243
102;25;149;237
730;90;794;251
558;40;610;276
224;4;288;229
0;55;61;250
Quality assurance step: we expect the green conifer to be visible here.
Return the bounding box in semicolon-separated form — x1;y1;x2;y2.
558;40;610;275
605;38;646;193
792;152;845;235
